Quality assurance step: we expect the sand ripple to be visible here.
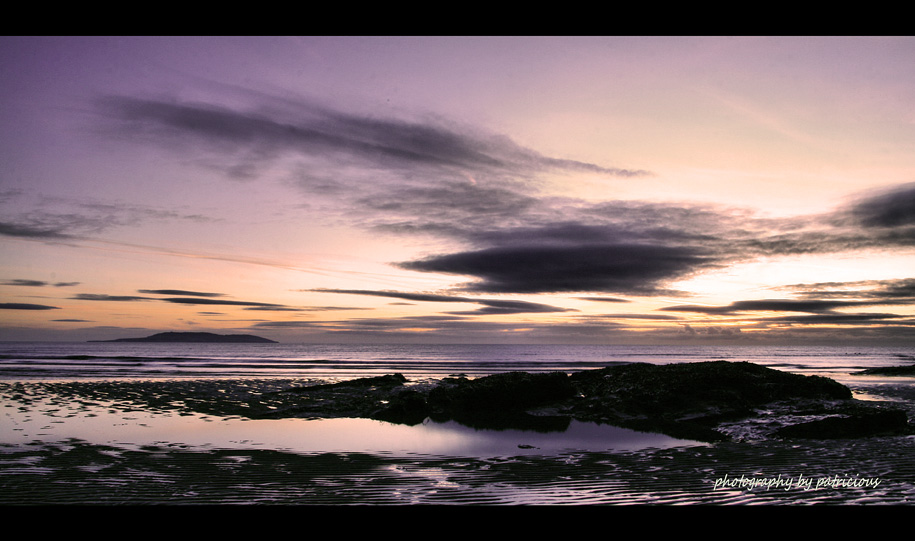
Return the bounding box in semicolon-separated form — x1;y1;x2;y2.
2;436;913;505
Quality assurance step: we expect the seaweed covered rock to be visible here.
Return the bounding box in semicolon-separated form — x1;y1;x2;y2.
774;409;909;439
283;373;408;393
568;361;851;417
370;389;431;425
855;365;915;376
424;371;577;430
428;371;576;414
255;373;414;420
561;361;854;441
260;362;862;440
411;361;855;441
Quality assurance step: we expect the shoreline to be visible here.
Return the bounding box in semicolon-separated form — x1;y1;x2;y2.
2;362;914;505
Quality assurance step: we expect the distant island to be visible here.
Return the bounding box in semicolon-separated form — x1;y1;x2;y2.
90;332;278;343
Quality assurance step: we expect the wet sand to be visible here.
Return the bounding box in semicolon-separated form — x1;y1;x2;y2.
2;377;914;505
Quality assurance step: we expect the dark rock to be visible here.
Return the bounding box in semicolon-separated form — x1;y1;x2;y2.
348;362;859;441
371;389;430;425
428;371;576;416
855;365;915;376
283;373;407;393
568;361;851;414
775;409;910;439
557;361;853;441
429;410;573;433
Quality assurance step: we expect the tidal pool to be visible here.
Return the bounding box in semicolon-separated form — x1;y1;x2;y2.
2;393;704;457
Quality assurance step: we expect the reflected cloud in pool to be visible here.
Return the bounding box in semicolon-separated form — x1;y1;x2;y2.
2;396;707;456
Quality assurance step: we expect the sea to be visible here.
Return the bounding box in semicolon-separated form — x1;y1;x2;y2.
2;341;913;381
2;342;914;505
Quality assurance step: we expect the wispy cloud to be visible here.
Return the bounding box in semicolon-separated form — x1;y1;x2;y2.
660;299;880;315
0;303;60;310
72;291;298;311
97;95;648;184
776;278;915;300
72;293;151;302
3;279;80;287
0;221;73;239
159;297;289;309
310;288;574;315
0;191;215;243
138;289;226;297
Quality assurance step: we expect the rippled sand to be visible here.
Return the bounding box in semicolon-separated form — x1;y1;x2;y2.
3;437;914;505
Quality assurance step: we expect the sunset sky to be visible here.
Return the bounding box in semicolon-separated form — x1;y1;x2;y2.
2;36;914;344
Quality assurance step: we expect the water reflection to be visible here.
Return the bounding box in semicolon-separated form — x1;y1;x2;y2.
412;418;706;455
2;395;705;457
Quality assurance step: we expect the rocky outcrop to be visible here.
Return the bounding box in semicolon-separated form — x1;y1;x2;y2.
70;361;903;442
253;361;908;442
562;361;855;441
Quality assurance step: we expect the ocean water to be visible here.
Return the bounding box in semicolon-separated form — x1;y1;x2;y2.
2;342;914;505
2;341;912;382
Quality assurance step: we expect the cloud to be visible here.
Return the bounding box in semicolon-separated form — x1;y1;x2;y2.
399;243;715;295
248;311;694;345
311;288;573;314
94;93;656;255
0;221;72;239
71;292;297;311
91;90;915;304
679;324;744;337
98;95;647;184
138;289;226;297
2;279;80;287
773;278;915;302
763;313;913;325
243;306;305;312
844;182;915;228
378;201;739;296
0;303;60;310
389;181;915;296
734;183;915;257
297;306;367;312
358;183;542;236
0;190;215;246
159;297;289;308
72;293;152;302
589;313;682;320
660;299;878;315
3;279;49;287
660;289;915;332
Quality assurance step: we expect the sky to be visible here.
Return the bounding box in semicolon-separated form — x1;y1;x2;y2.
1;36;914;344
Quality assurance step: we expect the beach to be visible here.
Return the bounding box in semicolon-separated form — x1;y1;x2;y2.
2;343;914;505
5;36;915;507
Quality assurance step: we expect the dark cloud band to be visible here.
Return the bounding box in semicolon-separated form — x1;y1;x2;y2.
399;243;715;295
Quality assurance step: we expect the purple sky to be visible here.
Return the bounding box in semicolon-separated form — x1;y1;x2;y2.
2;36;914;344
